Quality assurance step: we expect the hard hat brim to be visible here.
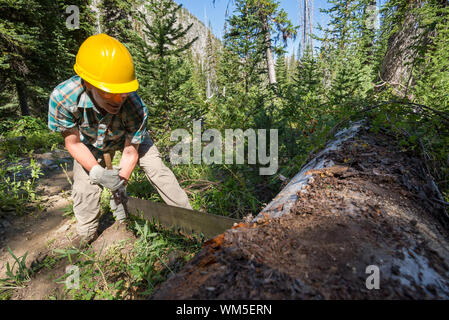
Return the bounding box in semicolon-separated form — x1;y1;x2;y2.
74;64;139;94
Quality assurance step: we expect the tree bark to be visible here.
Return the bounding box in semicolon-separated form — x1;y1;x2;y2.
262;17;277;86
151;124;449;300
379;1;423;98
16;80;30;116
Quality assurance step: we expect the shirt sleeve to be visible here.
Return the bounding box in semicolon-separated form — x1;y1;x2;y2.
122;93;148;145
48;88;77;133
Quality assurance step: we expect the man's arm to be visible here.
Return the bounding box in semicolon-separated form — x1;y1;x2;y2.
119;139;139;183
62;128;98;171
119;92;147;183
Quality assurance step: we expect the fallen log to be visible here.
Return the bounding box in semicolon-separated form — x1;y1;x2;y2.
151;123;449;299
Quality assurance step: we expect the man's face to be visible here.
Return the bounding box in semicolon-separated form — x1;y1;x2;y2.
85;82;130;115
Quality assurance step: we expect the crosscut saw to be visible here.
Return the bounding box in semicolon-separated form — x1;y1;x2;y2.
103;152;240;239
127;197;240;239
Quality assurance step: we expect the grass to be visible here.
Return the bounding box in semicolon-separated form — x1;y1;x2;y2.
0;117;55;216
42;216;202;300
0;214;202;300
0;248;33;300
0;248;32;289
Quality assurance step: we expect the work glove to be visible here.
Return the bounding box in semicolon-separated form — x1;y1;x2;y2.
110;185;128;222
89;164;124;191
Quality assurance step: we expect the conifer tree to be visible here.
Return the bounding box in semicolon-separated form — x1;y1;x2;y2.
225;0;266;94
413;1;449;110
0;0;93;116
205;22;219;99
132;0;199;135
222;0;296;87
288;49;323;121
100;0;138;42
275;55;288;95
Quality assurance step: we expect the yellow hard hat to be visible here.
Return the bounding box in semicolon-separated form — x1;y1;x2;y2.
74;34;139;94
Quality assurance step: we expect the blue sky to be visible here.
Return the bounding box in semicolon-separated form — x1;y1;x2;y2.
175;0;333;56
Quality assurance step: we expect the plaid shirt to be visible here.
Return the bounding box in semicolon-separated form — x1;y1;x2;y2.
48;75;148;158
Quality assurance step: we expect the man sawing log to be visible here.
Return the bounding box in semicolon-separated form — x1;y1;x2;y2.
47;34;192;248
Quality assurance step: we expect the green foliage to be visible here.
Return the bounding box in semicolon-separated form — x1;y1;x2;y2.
0;248;31;289
413;2;449;110
0;157;43;215
290;50;322;108
0;116;63;156
224;0;267;93
131;0;203;138
51;218;201;300
129;218;201;295
0;0;94;116
99;0;139;42
275;54;288;93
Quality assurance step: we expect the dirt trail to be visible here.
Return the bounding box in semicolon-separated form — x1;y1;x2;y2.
0;170;73;278
0;156;133;300
0;165;75;299
151;128;449;299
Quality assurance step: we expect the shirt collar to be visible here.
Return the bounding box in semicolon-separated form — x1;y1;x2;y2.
78;89;103;114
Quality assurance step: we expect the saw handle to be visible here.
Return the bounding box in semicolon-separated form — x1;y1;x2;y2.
103;152;122;203
103;152;129;219
103;152;113;170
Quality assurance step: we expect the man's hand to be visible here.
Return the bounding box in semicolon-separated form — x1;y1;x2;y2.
89;165;124;191
110;185;128;222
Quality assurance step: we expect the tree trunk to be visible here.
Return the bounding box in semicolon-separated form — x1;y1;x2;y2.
263;19;277;86
379;1;423;98
16;80;30;116
152;123;449;300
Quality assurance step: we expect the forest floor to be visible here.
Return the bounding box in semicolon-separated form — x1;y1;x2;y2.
2;128;449;299
151;129;449;299
0;155;139;299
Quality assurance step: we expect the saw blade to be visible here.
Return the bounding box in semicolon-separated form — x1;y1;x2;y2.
127;197;241;239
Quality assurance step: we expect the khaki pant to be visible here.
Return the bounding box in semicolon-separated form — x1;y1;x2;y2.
72;134;192;237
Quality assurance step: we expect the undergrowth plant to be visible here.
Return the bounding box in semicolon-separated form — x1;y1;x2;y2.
50;217;201;300
0;116;63;157
0;158;44;215
0;248;32;289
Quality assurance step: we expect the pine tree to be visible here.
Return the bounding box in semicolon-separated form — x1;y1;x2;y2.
413;1;449;110
204;22;219;99
319;0;359;52
287;52;297;83
224;0;296;87
225;0;266;94
293;52;320;98
275;54;288;95
100;0;138;42
132;0;199;135
288;50;323;121
329;54;361;107
0;0;93;116
316;0;376;106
